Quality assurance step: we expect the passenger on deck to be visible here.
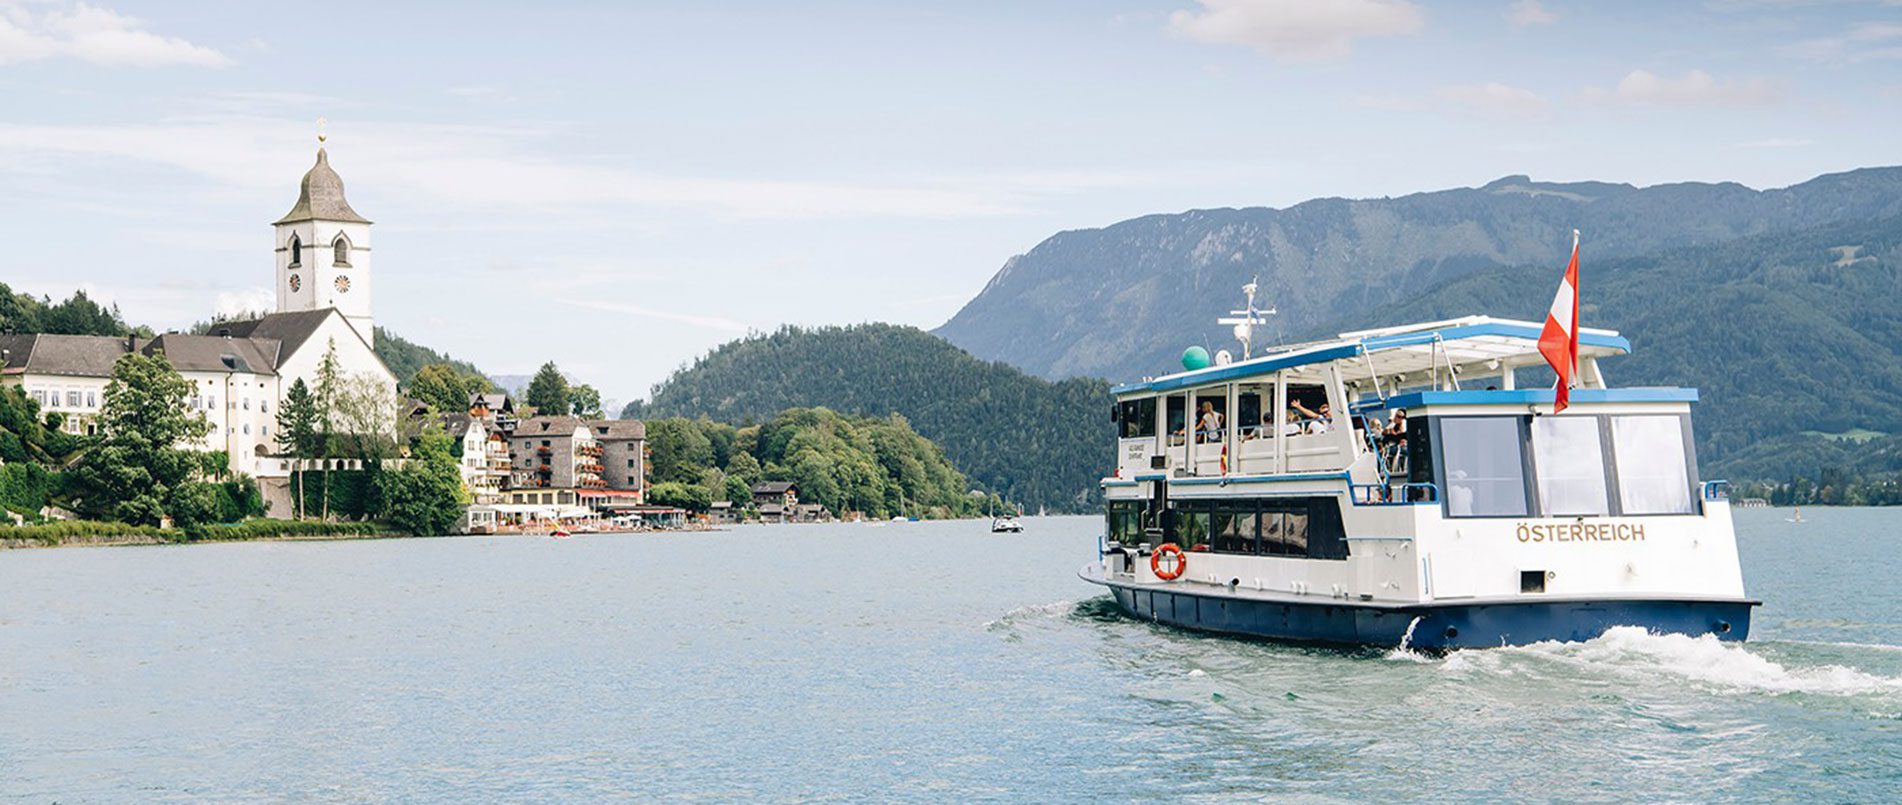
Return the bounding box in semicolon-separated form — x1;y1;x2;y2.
1196;401;1224;443
1282;408;1304;436
1291;400;1331;433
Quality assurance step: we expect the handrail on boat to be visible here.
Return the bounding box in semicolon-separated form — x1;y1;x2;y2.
1350;482;1440;506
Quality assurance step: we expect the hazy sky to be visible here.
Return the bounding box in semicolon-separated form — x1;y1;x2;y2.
2;0;1898;403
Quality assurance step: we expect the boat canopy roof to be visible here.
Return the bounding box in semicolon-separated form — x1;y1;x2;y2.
1112;315;1631;396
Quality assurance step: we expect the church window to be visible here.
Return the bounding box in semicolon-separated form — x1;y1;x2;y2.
288;234;302;267
333;236;351;266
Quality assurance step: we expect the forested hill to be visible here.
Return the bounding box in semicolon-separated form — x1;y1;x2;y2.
622;324;1110;512
936;166;1902;381
372;327;490;386
1321;215;1902;485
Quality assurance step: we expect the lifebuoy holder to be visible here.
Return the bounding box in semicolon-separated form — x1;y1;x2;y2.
1151;543;1187;581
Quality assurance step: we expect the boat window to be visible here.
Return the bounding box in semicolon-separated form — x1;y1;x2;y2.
1532;416;1610;516
1214;508;1256;553
1440;416;1530;517
1117;398;1157;439
1611;415;1695;515
1174;506;1209;551
1165;395;1187;446
1105;501;1145;543
1286;385;1329;433
1236;386;1265;439
1192;392;1227;443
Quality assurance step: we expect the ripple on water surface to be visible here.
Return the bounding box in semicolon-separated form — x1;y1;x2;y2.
2;508;1900;801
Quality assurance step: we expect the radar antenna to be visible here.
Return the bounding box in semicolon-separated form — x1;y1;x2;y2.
1217;278;1276;358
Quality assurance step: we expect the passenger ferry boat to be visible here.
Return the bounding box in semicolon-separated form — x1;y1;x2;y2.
1080;309;1756;650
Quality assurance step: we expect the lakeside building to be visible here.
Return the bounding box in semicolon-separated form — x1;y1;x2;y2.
0;146;396;500
442;412;508;503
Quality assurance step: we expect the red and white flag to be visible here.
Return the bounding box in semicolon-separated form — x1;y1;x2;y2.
1538;230;1581;413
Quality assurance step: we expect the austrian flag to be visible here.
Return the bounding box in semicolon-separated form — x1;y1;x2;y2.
1538;230;1581;413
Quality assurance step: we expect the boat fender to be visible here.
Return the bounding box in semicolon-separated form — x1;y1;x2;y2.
1151;543;1187;581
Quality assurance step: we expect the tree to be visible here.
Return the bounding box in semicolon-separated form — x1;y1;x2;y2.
569;384;604;419
64;351;212;525
645;418;716;485
277;378;320;519
722;475;752;507
408;363;491;413
375;427;468;536
648;481;713;512
525;362;571;416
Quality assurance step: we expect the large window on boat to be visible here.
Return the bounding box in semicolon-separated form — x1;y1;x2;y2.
1610;415;1695;515
1117;398;1157;439
1439;416;1530;517
1531;416;1610;516
1105;501;1145;544
1169;498;1347;560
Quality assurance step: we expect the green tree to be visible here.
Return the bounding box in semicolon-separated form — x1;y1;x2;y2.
277;378;320;519
64;351;213;525
375;427;469;536
648;481;713;512
722;475;752;506
407;363;479;413
645;418;714;485
525;362;570;416
569;384;604;418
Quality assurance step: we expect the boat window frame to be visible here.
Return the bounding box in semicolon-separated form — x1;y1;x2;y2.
1430;414;1535;519
1425;412;1703;519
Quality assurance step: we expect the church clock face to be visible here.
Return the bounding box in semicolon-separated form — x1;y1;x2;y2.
334;275;351;293
288;273;301;292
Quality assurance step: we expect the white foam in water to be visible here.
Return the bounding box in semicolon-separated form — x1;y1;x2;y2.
983;599;1075;630
1456;626;1902;697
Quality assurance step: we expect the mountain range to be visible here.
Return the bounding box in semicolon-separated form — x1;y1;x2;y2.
936;167;1902;383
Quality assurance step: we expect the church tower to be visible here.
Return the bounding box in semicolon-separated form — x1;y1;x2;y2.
274;146;374;345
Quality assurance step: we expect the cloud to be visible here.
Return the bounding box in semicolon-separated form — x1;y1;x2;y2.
0;2;228;67
558;298;752;334
1166;0;1424;62
0;115;1037;220
1733;137;1814;148
1433;82;1548;117
1784;22;1902;62
1585;69;1779;107
1506;0;1557;26
213;287;275;319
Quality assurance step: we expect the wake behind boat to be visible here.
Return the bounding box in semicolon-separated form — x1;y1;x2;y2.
1080;278;1756;651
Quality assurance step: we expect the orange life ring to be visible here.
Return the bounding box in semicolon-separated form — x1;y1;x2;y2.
1151;543;1187;581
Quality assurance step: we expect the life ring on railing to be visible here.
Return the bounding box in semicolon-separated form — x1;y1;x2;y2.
1150;543;1187;581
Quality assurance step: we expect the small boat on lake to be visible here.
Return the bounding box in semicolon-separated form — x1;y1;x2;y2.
1080;301;1757;650
991;516;1024;533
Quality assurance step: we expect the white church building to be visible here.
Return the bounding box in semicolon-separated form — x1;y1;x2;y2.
0;146;398;487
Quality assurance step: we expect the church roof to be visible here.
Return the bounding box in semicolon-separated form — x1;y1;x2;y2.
212;309;337;361
274;148;371;225
143;333;280;375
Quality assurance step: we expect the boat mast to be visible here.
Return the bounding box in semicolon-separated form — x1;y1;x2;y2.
1217;279;1276;359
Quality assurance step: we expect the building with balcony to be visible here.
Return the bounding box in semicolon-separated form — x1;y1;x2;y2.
508;416;605;491
586;419;646;497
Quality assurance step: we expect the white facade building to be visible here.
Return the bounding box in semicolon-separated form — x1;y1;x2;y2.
0;146;398;491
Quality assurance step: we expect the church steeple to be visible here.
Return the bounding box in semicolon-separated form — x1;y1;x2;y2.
273;141;375;345
275;148;371;225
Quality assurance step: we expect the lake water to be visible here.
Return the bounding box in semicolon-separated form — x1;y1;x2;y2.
3;508;1900;802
